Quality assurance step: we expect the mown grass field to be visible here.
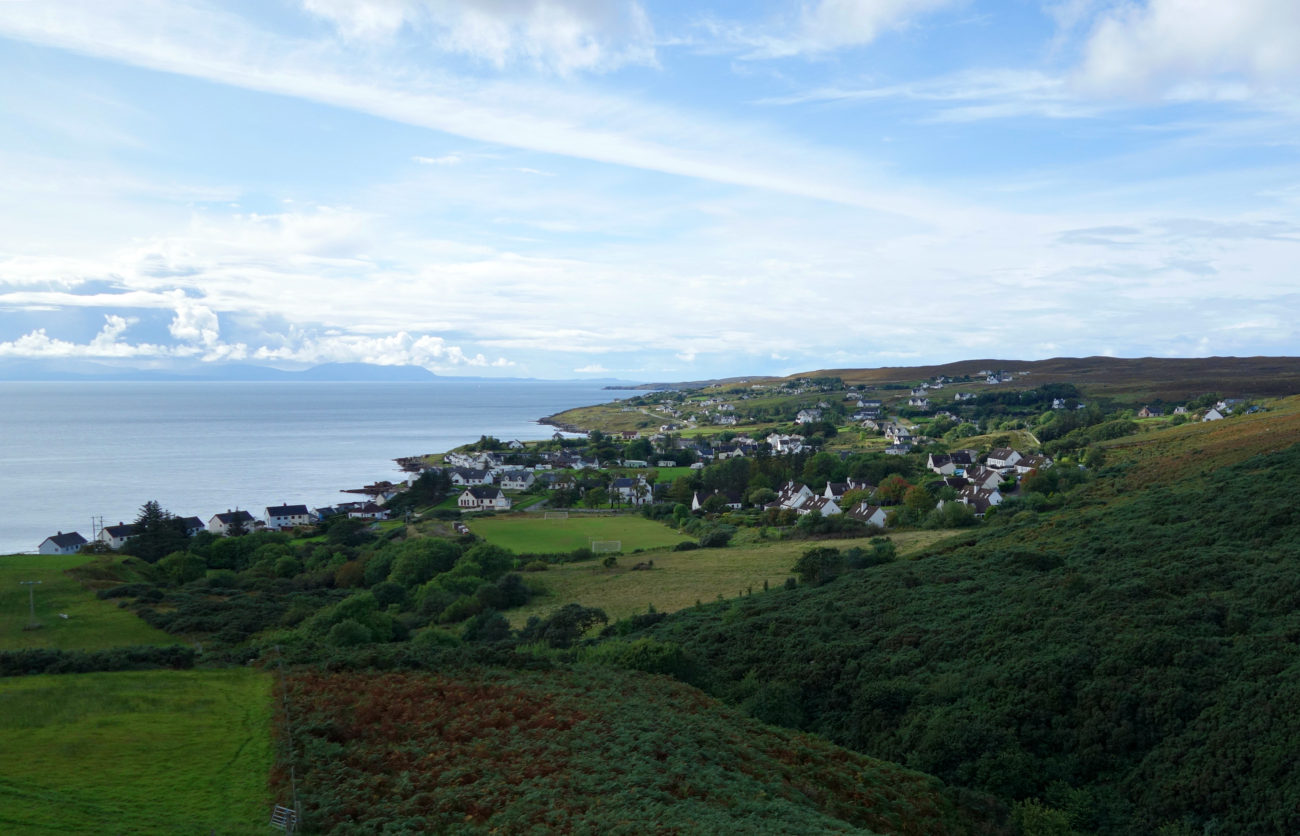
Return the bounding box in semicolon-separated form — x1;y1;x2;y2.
468;513;692;555
0;668;273;834
507;529;963;627
0;554;171;650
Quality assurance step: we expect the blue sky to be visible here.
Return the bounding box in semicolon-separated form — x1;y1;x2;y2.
0;0;1298;380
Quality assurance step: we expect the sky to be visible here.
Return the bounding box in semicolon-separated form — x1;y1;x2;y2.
0;0;1298;380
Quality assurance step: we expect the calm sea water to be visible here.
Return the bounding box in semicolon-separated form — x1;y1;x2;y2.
0;380;620;554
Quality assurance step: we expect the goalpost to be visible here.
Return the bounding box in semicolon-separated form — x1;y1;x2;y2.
590;540;622;554
544;511;570;520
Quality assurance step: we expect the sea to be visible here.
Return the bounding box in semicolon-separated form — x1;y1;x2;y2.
0;380;624;555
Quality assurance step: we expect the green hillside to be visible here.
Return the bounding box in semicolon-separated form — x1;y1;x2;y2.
0;668;272;834
0;554;172;650
281;665;1000;835
624;408;1300;833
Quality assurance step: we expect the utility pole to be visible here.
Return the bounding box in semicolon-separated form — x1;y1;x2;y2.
19;580;42;630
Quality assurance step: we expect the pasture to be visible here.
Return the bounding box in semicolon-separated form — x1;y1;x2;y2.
507;529;963;626
468;513;691;555
0;554;171;650
0;668;273;834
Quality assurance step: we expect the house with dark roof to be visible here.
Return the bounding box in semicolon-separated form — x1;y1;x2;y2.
985;448;1023;469
207;510;255;536
610;476;651;506
691;490;743;512
39;531;87;555
457;486;511;512
178;517;206;537
266;504;311;530
348;502;393;520
499;470;535;491
98;522;137;550
845;503;887;528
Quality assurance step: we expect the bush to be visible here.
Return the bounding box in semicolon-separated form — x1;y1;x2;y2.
699;525;737;548
673;541;700;552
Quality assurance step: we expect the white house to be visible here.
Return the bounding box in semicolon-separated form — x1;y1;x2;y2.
845;503;888;528
179;516;206;537
457;487;511;512
959;486;1003;516
692;490;743;512
450;467;492;486
98;522;137;550
610;477;651;506
499;470;536;491
1202;408;1225;422
928;453;957;475
348;502;393;520
1013;455;1052;475
985;448;1023;469
39;531;87;555
908;397;930;408
770;481;816;513
207;510;255;536
965;466;1004;491
265;504;311;530
799;496;841;516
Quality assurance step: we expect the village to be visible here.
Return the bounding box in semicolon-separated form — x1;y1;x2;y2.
35;371;1250;555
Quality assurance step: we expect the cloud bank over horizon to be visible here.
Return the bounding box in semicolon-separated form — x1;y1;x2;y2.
0;0;1297;379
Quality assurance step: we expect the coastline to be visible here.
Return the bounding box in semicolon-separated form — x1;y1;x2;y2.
1;380;620;555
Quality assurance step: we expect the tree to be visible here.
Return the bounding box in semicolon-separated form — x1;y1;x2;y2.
904;485;936;516
875;474;912;505
519;603;608;648
792;546;844;585
125;500;189;563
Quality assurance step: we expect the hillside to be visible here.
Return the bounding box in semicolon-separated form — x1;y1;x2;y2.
623;403;1300;833
804;355;1300;401
280;665;1003;835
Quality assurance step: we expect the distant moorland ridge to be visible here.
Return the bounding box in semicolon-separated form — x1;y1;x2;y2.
798;355;1300;399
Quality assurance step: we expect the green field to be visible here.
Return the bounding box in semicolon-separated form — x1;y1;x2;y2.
0;554;171;650
0;668;273;834
508;529;962;626
468;513;692;554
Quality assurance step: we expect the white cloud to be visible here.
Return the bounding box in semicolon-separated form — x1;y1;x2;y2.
573;363;609;373
1076;0;1300;99
759;69;1098;121
301;0;656;74
167;294;221;346
714;0;959;59
0;314;170;359
0;0;937;217
413;154;463;165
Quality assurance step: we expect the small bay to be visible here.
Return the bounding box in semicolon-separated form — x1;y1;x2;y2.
0;380;619;554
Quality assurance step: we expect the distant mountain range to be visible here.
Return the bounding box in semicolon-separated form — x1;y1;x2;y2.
0;359;635;385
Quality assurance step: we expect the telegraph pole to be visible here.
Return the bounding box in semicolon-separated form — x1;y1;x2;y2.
19;580;42;630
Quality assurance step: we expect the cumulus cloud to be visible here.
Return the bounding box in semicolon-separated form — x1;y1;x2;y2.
301;0;656;73
573;363;609;374
1075;0;1300;99
0;314;170;359
252;331;509;368
413;154;463;165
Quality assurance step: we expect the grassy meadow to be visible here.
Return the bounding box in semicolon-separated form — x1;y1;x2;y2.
0;668;274;834
468;513;692;554
0;554;172;650
507;529;962;626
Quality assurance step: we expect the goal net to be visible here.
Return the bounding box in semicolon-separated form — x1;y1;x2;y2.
543;511;569;520
590;540;622;553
